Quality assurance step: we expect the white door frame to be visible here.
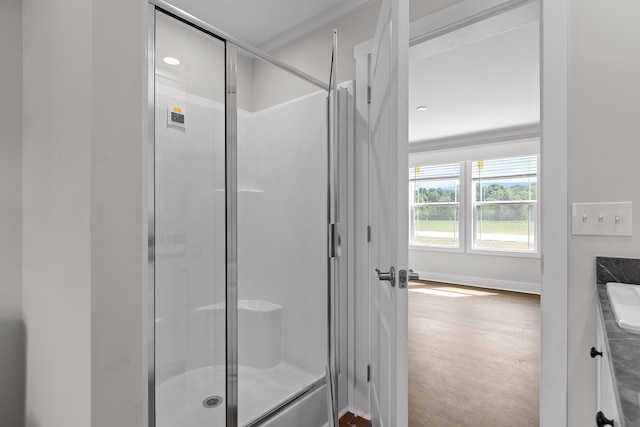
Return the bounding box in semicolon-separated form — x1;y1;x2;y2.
351;0;568;424
351;46;373;417
539;0;568;424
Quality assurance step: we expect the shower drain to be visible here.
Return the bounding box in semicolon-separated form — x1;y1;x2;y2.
202;395;223;409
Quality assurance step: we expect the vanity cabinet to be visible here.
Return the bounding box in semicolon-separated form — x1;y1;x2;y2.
595;305;621;426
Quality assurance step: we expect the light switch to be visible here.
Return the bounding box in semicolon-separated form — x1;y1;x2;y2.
571;202;632;236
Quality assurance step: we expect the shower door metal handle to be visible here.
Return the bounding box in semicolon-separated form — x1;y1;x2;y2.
375;266;395;287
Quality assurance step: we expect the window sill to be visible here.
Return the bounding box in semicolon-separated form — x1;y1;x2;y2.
466;248;540;259
409;245;464;254
408;245;540;259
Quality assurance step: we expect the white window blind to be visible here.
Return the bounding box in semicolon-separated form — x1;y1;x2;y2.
472;156;537;180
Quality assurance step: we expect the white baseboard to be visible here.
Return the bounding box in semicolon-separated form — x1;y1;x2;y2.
413;270;541;295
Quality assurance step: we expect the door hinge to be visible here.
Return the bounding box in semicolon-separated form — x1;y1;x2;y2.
367;225;372;243
329;223;337;258
367;364;371;382
367;86;371;104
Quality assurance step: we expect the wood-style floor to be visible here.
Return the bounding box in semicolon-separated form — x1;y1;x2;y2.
339;411;372;427
409;281;540;427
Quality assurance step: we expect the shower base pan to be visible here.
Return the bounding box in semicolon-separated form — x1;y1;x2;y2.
156;364;320;426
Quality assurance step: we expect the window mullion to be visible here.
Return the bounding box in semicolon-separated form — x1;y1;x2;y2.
464;160;471;253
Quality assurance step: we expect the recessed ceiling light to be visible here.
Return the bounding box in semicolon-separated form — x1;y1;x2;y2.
416;106;428;111
163;57;180;66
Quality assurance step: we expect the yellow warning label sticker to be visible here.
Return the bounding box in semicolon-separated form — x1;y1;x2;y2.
173;107;182;113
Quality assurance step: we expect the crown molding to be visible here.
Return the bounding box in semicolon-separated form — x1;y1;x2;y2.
258;0;375;52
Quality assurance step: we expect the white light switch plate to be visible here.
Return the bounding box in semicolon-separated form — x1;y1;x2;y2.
571;202;632;236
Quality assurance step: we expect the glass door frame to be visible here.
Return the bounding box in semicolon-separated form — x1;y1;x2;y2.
146;2;334;426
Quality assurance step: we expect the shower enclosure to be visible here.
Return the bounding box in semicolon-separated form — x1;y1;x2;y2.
148;2;342;426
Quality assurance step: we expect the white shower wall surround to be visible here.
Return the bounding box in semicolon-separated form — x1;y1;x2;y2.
154;84;328;426
237;91;327;375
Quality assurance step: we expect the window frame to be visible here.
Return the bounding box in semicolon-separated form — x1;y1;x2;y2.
408;164;465;253
408;143;540;259
465;155;540;258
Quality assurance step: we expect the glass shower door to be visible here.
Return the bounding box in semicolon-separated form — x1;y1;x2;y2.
151;7;335;426
153;10;227;427
233;46;329;426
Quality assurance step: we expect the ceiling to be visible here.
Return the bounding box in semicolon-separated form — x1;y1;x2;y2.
159;0;539;144
165;0;371;49
409;10;540;144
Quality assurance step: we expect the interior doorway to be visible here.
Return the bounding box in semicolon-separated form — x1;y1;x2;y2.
406;1;541;425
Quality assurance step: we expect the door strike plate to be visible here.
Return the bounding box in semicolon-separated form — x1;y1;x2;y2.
398;269;408;289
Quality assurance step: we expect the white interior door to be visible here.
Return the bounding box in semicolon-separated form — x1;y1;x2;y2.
368;0;409;426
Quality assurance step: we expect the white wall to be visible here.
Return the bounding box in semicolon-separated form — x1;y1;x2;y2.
22;0;92;425
410;251;540;291
90;2;146;426
567;2;640;425
22;1;146;427
0;1;24;426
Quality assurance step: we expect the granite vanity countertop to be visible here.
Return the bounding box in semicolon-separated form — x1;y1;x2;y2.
596;283;640;427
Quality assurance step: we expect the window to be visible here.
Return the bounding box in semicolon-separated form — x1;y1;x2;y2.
409;153;539;256
472;155;537;252
409;163;460;248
